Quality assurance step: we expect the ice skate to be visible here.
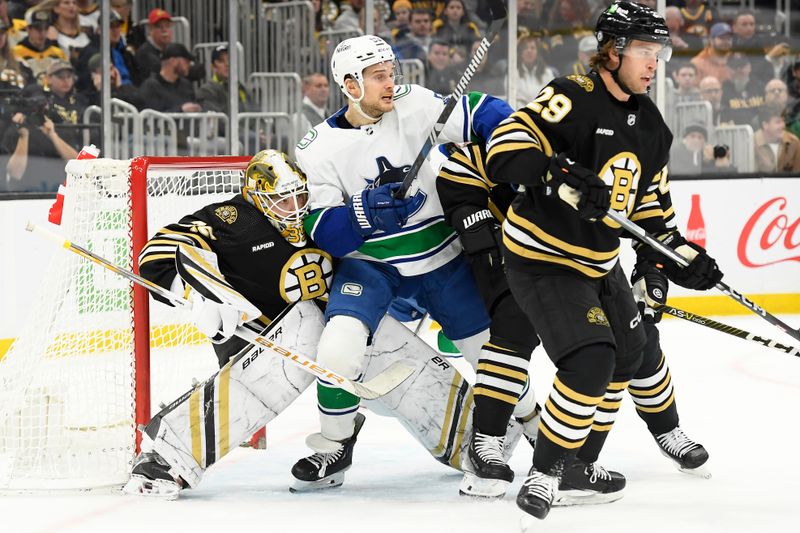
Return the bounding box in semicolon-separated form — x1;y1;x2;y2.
516;467;559;519
554;458;625;506
654;426;711;478
122;451;184;500
290;413;366;492
459;431;514;499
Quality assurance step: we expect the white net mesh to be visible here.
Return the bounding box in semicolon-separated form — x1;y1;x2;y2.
0;157;245;490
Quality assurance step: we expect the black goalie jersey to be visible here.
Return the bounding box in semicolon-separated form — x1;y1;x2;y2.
486;71;678;278
138;195;334;321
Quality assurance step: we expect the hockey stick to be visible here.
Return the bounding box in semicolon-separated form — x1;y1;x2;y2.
604;209;800;342
394;0;507;199
658;304;799;357
25;222;414;400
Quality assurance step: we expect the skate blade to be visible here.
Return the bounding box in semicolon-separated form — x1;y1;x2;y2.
122;474;181;500
553;488;624;507
458;472;510;499
289;470;347;493
676;463;712;479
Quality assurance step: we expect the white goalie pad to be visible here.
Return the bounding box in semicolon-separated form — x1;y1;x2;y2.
362;315;523;470
142;300;325;488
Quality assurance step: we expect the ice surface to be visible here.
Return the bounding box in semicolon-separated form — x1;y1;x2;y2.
1;314;798;533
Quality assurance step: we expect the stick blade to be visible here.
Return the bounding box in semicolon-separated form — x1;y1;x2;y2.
353;361;416;400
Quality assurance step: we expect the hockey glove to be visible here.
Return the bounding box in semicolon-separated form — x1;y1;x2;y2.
450;205;503;266
348;182;424;236
549;153;610;222
189;290;245;344
631;261;668;323
639;233;723;291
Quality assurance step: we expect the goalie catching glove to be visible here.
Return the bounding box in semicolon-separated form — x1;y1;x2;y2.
547;153;610;222
348;182;424;236
637;233;723;291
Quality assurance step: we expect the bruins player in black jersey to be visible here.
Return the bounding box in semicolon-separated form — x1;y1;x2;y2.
436;142;542;498
485;2;723;519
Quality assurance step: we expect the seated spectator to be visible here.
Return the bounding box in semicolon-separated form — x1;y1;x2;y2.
763;78;789;112
74;8;139;92
134;8;203;84
691;22;733;83
664;6;703;63
730;9;760;56
751;32;793;84
672;62;702;104
544;0;593;75
390;0;412;42
0;17;27;86
424;39;457;94
333;0;363;32
568;35;593;76
459;37;504;97
196;44;252;114
138;42;200;113
393;8;433;63
670;123;708;175
44;59;85;147
1;82;79;191
754;106;800;173
76;0;98;34
36;0;91;61
79;52;140;108
12;9;66;84
699;75;725;125
787;59;800;100
720;53;764;127
432;0;478;60
679;0;717;40
295;71;329;138
515;33;556;108
516;0;544;38
1;0;26;48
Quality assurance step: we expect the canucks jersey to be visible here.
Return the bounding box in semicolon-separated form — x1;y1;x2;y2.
139;195;334;321
298;84;512;276
486;71;677;278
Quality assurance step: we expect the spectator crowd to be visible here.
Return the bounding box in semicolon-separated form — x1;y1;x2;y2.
2;0;800;193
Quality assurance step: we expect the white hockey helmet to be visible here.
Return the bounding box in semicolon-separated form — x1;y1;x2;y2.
242;149;309;247
330;35;396;101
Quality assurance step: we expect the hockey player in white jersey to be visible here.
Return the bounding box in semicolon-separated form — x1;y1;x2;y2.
293;34;531;492
122;149;523;499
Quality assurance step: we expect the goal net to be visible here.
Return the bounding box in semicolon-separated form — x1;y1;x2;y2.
0;156;251;491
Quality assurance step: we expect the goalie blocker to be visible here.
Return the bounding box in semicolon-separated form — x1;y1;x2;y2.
125;300;523;498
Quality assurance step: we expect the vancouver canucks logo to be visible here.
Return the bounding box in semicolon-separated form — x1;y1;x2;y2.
366;156;412;187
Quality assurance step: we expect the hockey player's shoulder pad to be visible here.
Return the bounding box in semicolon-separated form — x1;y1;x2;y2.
297;126;319;151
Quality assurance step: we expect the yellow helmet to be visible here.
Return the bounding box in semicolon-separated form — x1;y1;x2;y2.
243;150;309;246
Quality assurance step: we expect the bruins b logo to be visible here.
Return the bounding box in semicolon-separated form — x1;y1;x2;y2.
279;249;333;303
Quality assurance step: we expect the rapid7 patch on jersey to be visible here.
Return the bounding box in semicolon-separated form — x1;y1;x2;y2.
279;248;333;302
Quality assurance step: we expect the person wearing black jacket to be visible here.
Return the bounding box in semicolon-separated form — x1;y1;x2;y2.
138;43;200;113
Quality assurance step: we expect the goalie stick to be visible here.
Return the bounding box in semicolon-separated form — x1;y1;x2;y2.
604;209;800;343
25;222;414;400
394;0;507;199
658;304;799;357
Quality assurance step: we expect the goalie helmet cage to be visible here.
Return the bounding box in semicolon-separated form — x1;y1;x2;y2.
0;155;251;491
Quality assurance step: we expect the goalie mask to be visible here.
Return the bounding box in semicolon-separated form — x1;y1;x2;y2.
243;150;309;247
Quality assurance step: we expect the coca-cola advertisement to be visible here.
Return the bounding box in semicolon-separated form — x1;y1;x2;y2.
666;179;800;299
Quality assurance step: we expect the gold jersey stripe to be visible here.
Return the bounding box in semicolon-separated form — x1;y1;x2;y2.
507;209;620;262
432;372;462;457
157;228;213;251
503;235;608;278
516;111;554;156
484;342;517;354
477;362;528;382
634;391;676;413
189;388;203;465
545;398;594;428
218;364;232;457
438;169;490;191
554;376;604;405
449;391;474;468
538;421;586;449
